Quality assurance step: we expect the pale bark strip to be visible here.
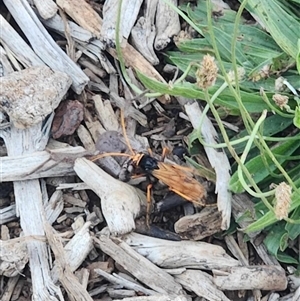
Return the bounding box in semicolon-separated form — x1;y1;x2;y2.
0;66;72;300
74;158;146;235
3;0;89;93
185;101;232;230
94;233;184;296
0;146;87;182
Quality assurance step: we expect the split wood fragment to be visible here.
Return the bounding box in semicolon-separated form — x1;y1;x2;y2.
101;0;143;42
0;15;44;68
0;204;16;225
74;158;146;235
122;232;240;270
154;0;180;50
44;221;93;301
94;231;184;297
94;268;158;296
175;269;231;301
0;146;87;182
32;0;57;20
115;297;189;301
0;66;72;300
3;0;89;93
184;101;232;230
56;0;102;37
213;266;287;291
174;207;222;240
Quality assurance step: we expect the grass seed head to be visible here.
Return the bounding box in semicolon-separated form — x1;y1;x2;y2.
272;94;289;109
273;182;292;220
196;54;218;89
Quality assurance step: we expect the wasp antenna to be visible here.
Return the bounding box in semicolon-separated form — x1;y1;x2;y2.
90;152;132;162
120;109;135;156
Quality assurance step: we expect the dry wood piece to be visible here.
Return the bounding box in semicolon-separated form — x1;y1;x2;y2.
74;158;146;235
0;66;71;129
41;13;94;43
174;207;222;240
175;269;231;301
122;232;240;270
213;266;288;291
0;15;44;68
131;2;159;65
44;221;93;301
115;296;189;301
184;101;232;230
45;190;64;225
3;0;89;94
93;95;119;132
102;0;143;42
1;275;21;301
0;46;14;76
154;0;180;50
0;146;87;182
0;204;16;225
0;66;72;301
32;0;58;20
56;0;102;37
94;269;158;296
94;231;185;297
0;238;28;277
42;0;168;102
108;43;168;90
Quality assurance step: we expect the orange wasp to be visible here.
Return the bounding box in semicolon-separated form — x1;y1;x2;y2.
90;110;208;215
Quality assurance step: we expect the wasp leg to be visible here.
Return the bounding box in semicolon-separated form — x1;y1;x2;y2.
147;148;153;157
161;147;170;161
131;173;146;179
146;183;153;226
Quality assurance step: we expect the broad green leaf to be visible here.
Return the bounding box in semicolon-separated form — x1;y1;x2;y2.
183;1;238;27
297;39;300;74
244;0;300;59
293;106;300;128
166;51;289;92
229;137;300;193
137;71;271;114
228;114;293;156
286;206;300;240
264;224;288;255
205;27;250;67
276;252;298;264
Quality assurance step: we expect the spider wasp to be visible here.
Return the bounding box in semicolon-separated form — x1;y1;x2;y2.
90;110;209;220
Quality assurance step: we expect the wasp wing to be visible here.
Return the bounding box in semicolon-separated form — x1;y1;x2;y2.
152;162;206;205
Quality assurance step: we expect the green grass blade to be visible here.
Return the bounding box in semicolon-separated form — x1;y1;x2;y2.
229;137;300;193
244;0;300;59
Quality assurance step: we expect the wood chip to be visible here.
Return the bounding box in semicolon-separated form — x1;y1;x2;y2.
122;232;240;270
56;0;102;37
94;232;184;296
74;158;146;235
0;66;71;128
184;100;232;230
174;207;222;240
213;266;287;291
32;0;58;20
3;0;89;93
